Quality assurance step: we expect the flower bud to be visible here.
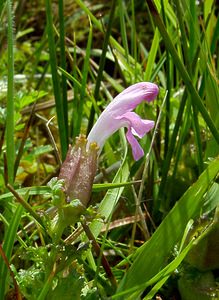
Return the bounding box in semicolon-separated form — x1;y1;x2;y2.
59;135;98;207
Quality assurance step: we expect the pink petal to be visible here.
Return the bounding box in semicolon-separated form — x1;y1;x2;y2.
115;112;155;160
118;112;154;137
126;128;144;160
107;82;159;113
115;82;159;103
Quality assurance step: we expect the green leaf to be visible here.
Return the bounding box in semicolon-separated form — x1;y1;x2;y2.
113;238;195;299
0;181;139;202
92;180;141;192
117;156;219;297
0;186;51;202
144;28;160;81
46;269;84;300
15;90;47;109
90;131;129;238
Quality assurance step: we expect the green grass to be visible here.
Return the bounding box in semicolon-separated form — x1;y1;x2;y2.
0;0;219;299
45;0;68;159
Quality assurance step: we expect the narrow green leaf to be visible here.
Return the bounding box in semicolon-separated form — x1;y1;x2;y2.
0;181;140;201
58;67;81;89
92;181;141;192
0;204;23;299
75;20;93;136
90;132;129;238
0;186;51;201
58;0;68;139
6;0;15;184
144;28;159;81
45;0;68;159
118;0;129;63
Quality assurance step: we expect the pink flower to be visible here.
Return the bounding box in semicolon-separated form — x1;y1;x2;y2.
87;82;159;160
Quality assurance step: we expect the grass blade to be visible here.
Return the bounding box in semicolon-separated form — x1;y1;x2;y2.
146;0;219;144
75;20;93;136
118;0;129;63
144;28;160;81
58;0;68;139
90;132;129;238
0;204;23;299
45;0;68;159
6;0;15;184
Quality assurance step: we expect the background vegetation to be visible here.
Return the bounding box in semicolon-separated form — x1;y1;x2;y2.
0;0;219;299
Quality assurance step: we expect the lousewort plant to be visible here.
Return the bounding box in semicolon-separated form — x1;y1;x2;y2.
59;82;159;207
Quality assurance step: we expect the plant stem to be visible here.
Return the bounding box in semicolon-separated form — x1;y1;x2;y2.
82;219;117;290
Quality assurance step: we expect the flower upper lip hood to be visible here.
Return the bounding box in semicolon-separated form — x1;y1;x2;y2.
105;82;159;113
87;82;159;161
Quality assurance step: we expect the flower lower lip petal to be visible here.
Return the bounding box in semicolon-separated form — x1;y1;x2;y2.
116;112;155;138
126;128;144;161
